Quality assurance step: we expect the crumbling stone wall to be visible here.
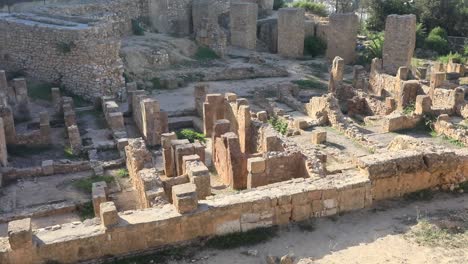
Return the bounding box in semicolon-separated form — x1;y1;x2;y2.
0;14;125;101
148;0;192;36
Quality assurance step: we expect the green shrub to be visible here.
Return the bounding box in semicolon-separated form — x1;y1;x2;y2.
292;78;327;90
116;168;129;178
273;0;285;10
424;27;449;55
290;0;328;17
463;45;468;56
438;52;467;64
304;36;326;57
356;32;384;66
194;46;219;61
268;117;288;135
415;23;427;49
176;128;206;143
131;19;145;36
77;201;94;220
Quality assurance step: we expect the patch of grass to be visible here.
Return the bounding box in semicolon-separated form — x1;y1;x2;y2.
7;144;53;157
131;19;145;36
176;128;206;143
268;116;288;135
297;219;316;232
73;175;114;194
409;219;467;248
292;77;327;90
64;146;77;159
442;135;465;147
438;52;467;64
76;201;95;221
56;41;76;54
116;168;129;178
404;189;434;201
27;82;52;101
205;226;278;250
403;103;415;115
105;246;192;264
194;47;219;61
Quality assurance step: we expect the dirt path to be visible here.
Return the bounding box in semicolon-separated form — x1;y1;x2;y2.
167;193;467;264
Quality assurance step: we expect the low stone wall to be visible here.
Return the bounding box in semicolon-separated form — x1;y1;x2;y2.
358;148;468;200
433;115;468;145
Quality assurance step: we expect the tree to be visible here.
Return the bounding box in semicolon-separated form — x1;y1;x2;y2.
414;0;467;36
365;0;416;31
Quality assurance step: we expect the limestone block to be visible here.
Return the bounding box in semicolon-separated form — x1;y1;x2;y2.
247;157;266;174
382;14;416;75
257;17;278;53
187;161;211;199
51;87;61;112
8;218;32;250
182;154;200;175
230;2;258;49
257;111;268;122
108;112;125;131
100;202;118;228
311;131;326;144
41;160;54;175
92;181;108;216
294;119;308;130
0;118;7;167
277;8;305;58
172;183;198;214
415;95;432;115
326;13;358;64
117;138;129;152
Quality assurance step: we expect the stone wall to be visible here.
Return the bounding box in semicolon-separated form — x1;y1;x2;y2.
0;13;124;101
148;0;192;36
326;13;358;64
277;8;304;58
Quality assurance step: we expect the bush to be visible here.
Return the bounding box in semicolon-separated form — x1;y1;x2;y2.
193;46;219;61
438;52;467;64
304;36;326;57
415;23;427;49
356;32;384;66
464;45;468;56
290;0;328;17
273;0;285;10
424;27;449;55
176;129;206;143
131;19;145;36
73;175;114;194
268;117;288;135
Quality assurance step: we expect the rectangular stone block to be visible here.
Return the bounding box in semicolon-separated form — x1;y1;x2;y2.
8;218;32;250
172;183;198;214
100;202;119;228
230;2;258;49
247;157;266;174
311;131;326;144
326;13;358;64
41;160;54;175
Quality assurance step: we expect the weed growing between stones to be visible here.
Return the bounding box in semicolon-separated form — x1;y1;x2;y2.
73;175;114;193
176;128;206;143
268;117;288;135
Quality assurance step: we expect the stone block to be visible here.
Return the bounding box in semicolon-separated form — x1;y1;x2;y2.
311;131;326;144
230;2;258;49
247;157;266;174
100;202;119;228
172;183;198;214
41;160;54;175
415;95;432;115
257;111;268;122
8;218;32;250
326;13;358;64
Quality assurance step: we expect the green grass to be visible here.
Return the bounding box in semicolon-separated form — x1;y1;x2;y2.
409;219;467;248
116;168;129;178
292;77;327;90
104;247;192;264
403;103;415;115
205;226;278;250
443;135;465;147
176;128;206;143
73;175;114;194
77;201;95;221
194;47;219;61
7;144;53;157
438;52;467;64
27;82;52;101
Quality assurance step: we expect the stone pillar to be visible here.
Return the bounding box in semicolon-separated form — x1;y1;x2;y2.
247;157;266;188
429;72;445;99
194;83;208;117
141;98;161;146
67;125;82;155
277;8;305;58
162;132;177;177
0;106;16;144
50;88;61;113
326;13;359;64
100;202;119;228
329;56;344;94
311;131;327;144
39;112;50;144
0;118;7;167
237;105;251;153
203;94;224;136
415;95;432;115
12;78;30;120
0;70;7;95
170;139;190;176
92;181;108;216
185;159;211;199
382;14;416;75
108;112;125;131
230;2;258;49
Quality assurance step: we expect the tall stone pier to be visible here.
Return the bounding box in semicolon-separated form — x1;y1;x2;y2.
382;14;416;75
230;2;258;49
326;13;358;64
277;8;305;58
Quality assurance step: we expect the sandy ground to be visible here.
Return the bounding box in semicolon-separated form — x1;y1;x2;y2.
166;193;467;264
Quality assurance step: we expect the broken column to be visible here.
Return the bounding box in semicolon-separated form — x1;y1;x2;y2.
141;98;161;146
51;87;62;113
67;125;82;155
326;13;359;64
39;112;50;144
277;8;305;58
328;56;344;94
12;78;30;120
382;14;416;75
194;83;208;117
162;132;178;177
230;2;258;49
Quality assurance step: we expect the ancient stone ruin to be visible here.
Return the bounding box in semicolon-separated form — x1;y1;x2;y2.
0;1;467;263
